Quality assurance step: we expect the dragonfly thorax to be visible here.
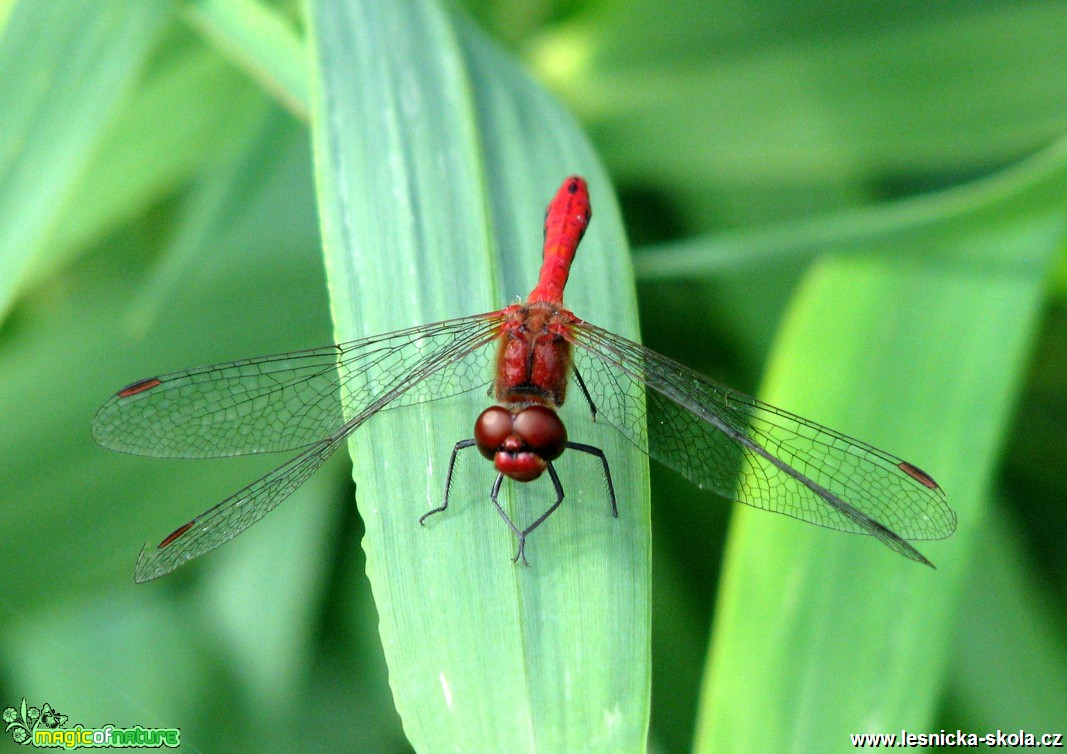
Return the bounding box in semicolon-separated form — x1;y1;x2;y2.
474;405;567;482
494;301;576;408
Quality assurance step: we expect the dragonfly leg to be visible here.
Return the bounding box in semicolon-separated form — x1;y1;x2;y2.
566;441;618;518
493;464;567;566
488;473;532;565
419;438;477;525
572;365;598;421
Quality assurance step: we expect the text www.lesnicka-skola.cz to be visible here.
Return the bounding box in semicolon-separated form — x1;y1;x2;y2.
850;729;1063;748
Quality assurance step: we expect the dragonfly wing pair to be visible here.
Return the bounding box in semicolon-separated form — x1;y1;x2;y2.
93;314;499;581
568;320;956;565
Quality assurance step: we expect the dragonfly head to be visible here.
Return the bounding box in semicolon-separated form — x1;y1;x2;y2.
474;404;567;482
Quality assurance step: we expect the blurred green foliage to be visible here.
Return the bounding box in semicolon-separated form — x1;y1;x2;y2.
0;0;1064;752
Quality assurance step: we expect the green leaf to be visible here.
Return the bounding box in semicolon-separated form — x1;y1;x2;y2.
307;1;649;750
634;136;1067;281
0;0;170;318
693;166;1063;749
41;36;266;272
951;506;1067;732
184;0;309;119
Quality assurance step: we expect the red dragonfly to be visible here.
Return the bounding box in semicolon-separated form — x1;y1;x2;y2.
94;176;955;582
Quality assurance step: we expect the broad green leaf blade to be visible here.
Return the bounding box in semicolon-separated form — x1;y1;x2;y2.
694;211;1061;749
307;1;649;752
0;0;169;319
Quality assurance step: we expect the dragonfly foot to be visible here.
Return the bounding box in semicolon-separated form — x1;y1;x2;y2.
418;506;446;526
511;536;530;566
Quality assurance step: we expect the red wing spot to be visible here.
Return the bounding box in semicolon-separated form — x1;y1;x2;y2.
898;461;940;489
118;377;162;398
157;520;196;549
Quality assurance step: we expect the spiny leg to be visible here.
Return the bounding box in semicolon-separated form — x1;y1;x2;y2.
572;365;598;422
566;441;618;518
489;472;533;565
419;438;476;525
492;464;568;566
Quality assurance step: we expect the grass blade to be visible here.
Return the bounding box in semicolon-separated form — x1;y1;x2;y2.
307;1;650;750
695;206;1062;750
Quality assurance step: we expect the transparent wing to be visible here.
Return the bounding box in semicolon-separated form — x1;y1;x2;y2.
109;313;501;581
94;314;500;458
133;435;346;582
568;320;956;565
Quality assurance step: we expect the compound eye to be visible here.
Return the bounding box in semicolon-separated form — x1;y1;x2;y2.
512;405;567;461
474;406;513;460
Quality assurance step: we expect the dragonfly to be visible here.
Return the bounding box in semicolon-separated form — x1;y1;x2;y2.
94;176;956;582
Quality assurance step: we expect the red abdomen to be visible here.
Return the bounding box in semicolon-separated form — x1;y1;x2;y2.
527;176;590;305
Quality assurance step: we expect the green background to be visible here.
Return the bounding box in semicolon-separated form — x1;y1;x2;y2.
1;0;1064;751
